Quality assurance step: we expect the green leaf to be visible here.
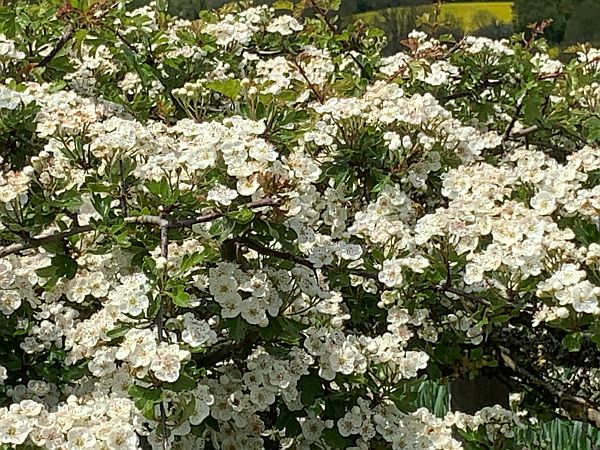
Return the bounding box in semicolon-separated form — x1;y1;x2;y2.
227;208;254;224
53;254;78;279
35;265;57;279
63;361;90;382
166;373;197;392
180;252;205;272
490;314;511;324
562;332;583;352
35;254;78;281
227;318;248;343
322;428;352;448
181;395;196;422
128;385;162;400
206;79;241;99
585;117;600;143
275;404;302;437
147;295;162;319
170;285;190;308
146;179;172;201
106;325;131;339
297;373;323;406
260;317;307;344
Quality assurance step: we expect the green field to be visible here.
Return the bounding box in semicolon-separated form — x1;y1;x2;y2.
356;1;513;32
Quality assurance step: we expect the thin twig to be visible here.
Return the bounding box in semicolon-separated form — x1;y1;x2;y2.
291;58;324;104
233;236;313;268
157;221;169;449
498;345;600;428
509;125;539;138
429;284;492;307
442;37;465;59
38;23;74;68
0;199;278;258
172;198;278;229
119;157;129;216
502;99;524;141
233;236;380;282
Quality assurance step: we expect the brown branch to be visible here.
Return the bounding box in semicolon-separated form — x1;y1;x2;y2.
39;23;74;68
310;0;368;79
157;222;169;343
503;100;525;141
232;236;380;282
233;236;314;269
442;37;465;59
498;345;600;429
157;220;169;449
172;197;279;229
0;199;278;259
429;284;493;307
0;225;94;259
509;125;539;138
306;0;368;79
291;58;324;104
193;331;260;368
119;157;129;217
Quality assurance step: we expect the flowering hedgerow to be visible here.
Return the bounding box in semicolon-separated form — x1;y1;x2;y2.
0;0;600;448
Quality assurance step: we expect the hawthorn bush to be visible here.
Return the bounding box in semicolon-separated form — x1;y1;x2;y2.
1;0;600;449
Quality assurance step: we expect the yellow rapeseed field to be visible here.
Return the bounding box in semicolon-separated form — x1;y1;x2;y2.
356;2;513;32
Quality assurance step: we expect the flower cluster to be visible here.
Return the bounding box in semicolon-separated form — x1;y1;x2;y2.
0;0;599;448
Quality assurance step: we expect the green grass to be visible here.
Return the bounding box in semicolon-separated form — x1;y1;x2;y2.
415;381;600;450
355;1;513;33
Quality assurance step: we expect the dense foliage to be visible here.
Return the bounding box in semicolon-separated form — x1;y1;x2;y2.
512;0;600;46
1;0;600;449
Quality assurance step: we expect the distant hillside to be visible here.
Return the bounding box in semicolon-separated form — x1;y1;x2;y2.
356;1;513;32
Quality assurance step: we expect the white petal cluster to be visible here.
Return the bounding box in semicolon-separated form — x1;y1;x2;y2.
0;395;142;449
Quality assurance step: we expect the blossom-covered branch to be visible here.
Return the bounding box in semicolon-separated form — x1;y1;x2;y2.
0;198;279;258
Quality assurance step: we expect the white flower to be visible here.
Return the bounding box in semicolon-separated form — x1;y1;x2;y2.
378;259;403;287
119;292;149;317
330;341;362;375
106;427;138;450
530;191;556;215
248;139;278;162
0;290;20;315
181;313;217;347
236;176;261;196
240;298;268;326
150;343;189;383
17;400;43;417
0;415;32;445
210;275;238;301
337;243;363;260
189;385;214;425
66;427;97;449
266;15;303;35
207;184;239;206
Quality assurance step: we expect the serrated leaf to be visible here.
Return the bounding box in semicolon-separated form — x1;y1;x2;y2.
297;373;323;406
106;325;131;339
562;332;583;352
322;428;352;448
170;285;190;308
207;79;241;99
585;117;600;142
227;208;254;224
166;373;197;392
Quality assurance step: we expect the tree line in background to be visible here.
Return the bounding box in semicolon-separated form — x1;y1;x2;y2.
128;0;600;53
513;0;600;46
8;0;600;47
